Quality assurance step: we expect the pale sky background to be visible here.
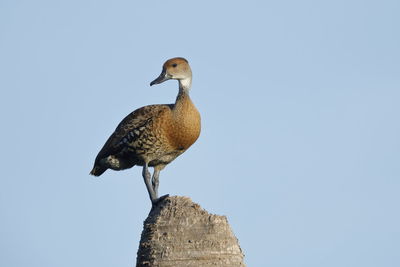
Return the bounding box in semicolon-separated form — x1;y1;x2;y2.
1;1;400;266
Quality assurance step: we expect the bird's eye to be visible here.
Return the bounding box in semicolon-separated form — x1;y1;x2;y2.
172;63;177;68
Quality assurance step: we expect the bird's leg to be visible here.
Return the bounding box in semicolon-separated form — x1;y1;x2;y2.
142;163;157;203
151;168;160;197
151;167;169;205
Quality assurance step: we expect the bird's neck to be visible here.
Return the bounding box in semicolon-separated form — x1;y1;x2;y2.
174;77;194;112
178;77;192;94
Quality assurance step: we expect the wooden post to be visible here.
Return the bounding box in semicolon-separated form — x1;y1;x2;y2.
136;196;245;266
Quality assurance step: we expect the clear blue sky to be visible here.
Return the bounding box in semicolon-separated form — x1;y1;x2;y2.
1;1;399;266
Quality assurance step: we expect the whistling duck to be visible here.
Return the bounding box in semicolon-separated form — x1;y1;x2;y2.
90;57;201;205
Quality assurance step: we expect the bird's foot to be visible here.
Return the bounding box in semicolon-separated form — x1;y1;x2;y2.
151;194;170;206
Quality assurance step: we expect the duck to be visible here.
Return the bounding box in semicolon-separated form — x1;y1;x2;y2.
90;57;201;205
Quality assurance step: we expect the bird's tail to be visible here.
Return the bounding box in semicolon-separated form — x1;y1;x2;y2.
90;165;107;176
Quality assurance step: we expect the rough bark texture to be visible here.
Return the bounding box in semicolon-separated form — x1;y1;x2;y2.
136;196;245;266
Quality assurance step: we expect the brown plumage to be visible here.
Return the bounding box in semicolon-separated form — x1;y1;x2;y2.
90;57;201;204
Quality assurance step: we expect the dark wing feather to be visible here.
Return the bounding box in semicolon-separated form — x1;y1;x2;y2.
94;104;172;164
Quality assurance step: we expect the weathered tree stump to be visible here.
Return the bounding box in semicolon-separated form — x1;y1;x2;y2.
136;196;245;266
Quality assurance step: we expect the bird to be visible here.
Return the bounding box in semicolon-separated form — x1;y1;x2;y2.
90;57;201;205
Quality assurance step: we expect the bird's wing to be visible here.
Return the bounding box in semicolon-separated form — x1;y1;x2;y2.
94;104;172;163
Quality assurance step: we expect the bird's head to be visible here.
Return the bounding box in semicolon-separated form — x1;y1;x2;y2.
150;57;192;87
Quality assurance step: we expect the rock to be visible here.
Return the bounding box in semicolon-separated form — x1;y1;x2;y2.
136;196;245;266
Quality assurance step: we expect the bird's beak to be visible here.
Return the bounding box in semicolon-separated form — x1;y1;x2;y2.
150;68;171;86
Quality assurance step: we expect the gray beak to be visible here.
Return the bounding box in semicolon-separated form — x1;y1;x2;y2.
150;69;170;86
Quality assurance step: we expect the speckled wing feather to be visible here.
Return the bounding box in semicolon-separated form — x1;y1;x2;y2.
94;104;172;164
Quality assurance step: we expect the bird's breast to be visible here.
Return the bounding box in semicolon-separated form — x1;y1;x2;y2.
166;99;201;151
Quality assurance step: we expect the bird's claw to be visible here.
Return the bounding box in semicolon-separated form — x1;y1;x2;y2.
151;194;170;206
